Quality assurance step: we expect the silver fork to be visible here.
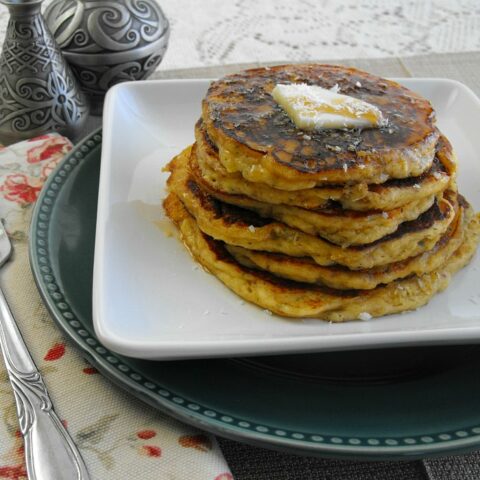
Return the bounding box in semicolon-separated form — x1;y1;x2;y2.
0;221;90;480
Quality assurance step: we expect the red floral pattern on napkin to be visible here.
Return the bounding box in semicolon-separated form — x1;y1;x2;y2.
27;136;71;163
0;174;42;205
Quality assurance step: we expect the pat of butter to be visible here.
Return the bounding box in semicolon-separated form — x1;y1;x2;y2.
271;83;385;130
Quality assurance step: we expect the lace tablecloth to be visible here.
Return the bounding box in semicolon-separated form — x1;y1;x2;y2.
0;0;479;70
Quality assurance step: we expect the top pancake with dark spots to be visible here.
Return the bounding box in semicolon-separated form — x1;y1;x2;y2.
203;64;438;175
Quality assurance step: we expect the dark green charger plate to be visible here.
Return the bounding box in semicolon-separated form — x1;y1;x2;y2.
30;130;480;460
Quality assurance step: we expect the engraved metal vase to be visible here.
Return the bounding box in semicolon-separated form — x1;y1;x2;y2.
0;0;89;145
45;0;170;114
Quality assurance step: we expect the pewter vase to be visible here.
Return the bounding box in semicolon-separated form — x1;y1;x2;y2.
45;0;170;114
0;0;89;145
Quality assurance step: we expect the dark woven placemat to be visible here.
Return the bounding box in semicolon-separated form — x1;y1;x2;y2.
218;438;428;480
423;451;480;480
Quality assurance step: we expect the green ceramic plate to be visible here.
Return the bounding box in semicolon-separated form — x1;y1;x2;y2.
30;130;480;460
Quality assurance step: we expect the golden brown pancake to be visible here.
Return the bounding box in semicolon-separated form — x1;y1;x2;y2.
226;200;470;290
203;64;439;189
191;144;438;246
163;192;480;321
162;63;479;323
166;147;457;270
195;123;455;211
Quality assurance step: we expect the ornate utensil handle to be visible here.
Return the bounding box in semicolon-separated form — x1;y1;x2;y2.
0;287;90;480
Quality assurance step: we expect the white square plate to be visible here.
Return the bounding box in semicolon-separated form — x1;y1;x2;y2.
94;77;480;360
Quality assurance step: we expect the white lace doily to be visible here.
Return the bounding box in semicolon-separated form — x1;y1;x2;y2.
0;0;479;70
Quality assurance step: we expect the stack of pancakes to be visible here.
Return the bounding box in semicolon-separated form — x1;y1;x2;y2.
164;64;480;322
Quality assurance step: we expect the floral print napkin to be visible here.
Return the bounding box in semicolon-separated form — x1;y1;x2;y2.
0;134;232;480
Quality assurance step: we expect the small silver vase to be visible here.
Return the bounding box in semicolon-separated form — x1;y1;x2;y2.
45;0;170;114
0;0;89;145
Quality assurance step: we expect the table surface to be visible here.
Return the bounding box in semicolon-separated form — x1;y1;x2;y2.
2;1;480;478
0;0;479;70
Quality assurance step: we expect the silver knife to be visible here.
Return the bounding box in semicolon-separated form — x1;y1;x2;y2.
0;221;90;480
